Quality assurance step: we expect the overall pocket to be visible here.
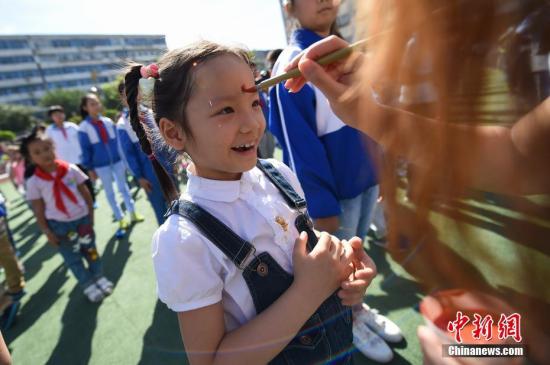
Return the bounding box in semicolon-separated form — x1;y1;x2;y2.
274;312;332;365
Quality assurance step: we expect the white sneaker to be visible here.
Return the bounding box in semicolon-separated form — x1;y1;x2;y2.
354;304;403;343
96;277;114;296
353;321;393;363
83;284;104;303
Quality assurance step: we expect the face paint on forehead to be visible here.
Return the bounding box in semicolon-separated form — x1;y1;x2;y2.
207;84;257;109
241;84;257;93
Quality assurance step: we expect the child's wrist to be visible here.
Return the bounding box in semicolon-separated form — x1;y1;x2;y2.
289;281;324;312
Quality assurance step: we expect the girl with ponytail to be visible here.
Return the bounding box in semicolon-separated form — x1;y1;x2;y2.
123;40;376;365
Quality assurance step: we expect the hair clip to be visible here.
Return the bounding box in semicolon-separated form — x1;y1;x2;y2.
140;64;159;79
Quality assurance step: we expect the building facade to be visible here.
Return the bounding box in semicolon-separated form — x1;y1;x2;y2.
0;34;166;106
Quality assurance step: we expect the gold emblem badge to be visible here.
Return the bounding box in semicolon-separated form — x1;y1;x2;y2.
275;216;288;232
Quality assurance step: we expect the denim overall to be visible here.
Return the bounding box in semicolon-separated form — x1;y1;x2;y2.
167;160;353;364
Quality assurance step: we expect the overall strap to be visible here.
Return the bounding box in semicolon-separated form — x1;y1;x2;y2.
165;200;256;270
256;160;307;211
256;160;317;251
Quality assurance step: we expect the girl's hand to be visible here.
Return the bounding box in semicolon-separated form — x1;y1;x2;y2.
283;35;367;128
338;237;377;306
292;231;354;305
88;170;97;182
45;229;59;247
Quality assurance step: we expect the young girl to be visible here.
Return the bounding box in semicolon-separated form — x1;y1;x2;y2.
270;0;402;362
77;94;144;237
7;147;25;196
21;132;113;303
123;41;376;364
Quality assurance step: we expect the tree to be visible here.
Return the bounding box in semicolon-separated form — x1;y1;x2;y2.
101;77;124;111
39;89;85;119
0;104;39;134
0;130;16;142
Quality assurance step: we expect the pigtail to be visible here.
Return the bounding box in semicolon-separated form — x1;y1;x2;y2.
124;65;179;203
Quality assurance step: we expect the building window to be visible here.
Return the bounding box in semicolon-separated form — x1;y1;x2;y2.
0;40;28;49
0;69;41;80
0;55;35;65
51;38;113;48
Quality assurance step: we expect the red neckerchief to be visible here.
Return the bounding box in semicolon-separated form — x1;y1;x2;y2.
34;160;78;217
90;119;108;144
59;125;67;139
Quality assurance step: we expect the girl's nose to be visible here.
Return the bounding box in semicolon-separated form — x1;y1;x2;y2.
239;113;262;134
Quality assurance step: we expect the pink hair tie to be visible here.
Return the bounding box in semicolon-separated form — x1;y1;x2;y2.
140;64;159;79
148;153;156;161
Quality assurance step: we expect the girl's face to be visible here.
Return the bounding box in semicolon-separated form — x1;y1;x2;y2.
165;54;265;181
28;139;56;168
289;0;339;36
50;111;65;125
83;95;102;117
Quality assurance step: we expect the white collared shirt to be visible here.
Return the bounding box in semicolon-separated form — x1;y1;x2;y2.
152;159;305;331
45;122;82;165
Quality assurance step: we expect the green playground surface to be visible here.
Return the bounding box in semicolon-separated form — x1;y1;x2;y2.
2;68;549;365
0;176;427;365
3;172;548;365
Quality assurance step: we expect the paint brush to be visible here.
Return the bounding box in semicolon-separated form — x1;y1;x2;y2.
243;37;373;93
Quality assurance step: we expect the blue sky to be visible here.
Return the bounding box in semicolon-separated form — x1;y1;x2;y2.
0;0;288;50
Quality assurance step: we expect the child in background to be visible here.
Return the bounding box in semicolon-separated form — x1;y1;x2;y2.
78;94;144;237
45;105;96;205
123;41;376;364
7;147;25;196
22;131;113;303
0;191;25;329
116;82;167;225
270;0;402;362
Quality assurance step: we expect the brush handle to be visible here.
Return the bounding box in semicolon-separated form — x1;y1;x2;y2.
256;38;368;91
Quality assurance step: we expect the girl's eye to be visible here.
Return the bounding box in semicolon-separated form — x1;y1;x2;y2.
252;99;261;108
218;106;234;115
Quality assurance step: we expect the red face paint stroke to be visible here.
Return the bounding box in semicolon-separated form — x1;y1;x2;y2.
241;84;257;93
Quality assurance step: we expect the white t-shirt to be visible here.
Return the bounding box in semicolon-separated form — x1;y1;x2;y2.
45;122;82;165
152;159;306;331
26;164;89;222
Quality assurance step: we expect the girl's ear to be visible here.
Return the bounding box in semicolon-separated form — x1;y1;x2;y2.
159;117;186;151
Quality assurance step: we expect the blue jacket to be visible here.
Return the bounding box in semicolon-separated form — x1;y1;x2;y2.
269;28;380;219
78;115;121;169
116;112;152;181
117;108;177;182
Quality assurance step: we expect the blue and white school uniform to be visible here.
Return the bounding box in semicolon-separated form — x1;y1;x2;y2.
269;28;382;239
116;111;166;224
78;115;135;221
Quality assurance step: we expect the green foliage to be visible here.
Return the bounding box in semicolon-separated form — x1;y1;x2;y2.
68;115;82;124
103;108;120;121
101;77;124;111
0;130;16;142
39;89;85;119
39;78;124;123
0;104;39;134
